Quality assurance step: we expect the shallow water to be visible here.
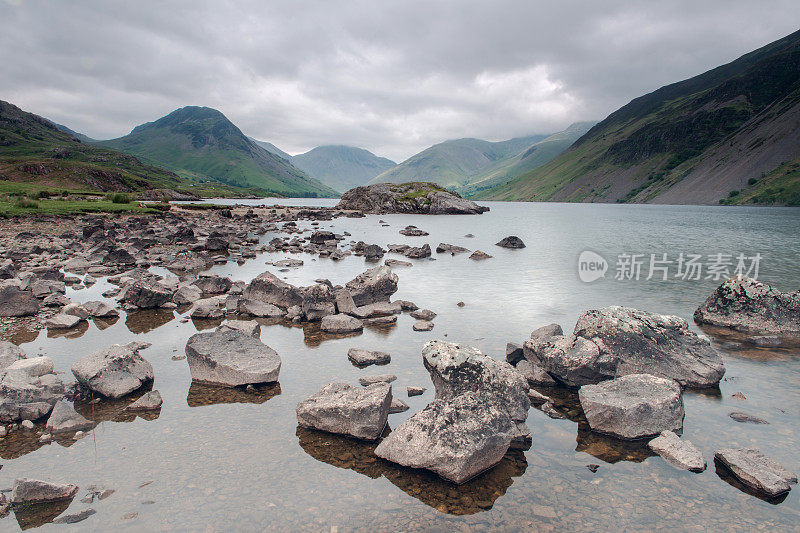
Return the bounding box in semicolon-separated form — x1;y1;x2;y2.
2;201;800;531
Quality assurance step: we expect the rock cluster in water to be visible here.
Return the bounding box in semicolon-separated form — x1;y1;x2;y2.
336;182;489;214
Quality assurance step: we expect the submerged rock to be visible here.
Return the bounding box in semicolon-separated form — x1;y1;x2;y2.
0;357;65;423
11;478;78;503
413;320;434;331
524;307;725;388
336;182;489;215
648;431;706;472
375;392;517;484
296;382;392;440
695;275;800;336
185;329;281;387
469;251;492;260
579;374;684;440
714;447;796;497
71;343;154;398
44;312;84;329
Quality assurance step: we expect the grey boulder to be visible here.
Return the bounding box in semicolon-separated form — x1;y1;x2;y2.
648;430;706;472
243;271;303;308
126;390;163;411
0;286;39;317
11;478;78;503
320;314;363;333
375;391;517;484
122;279;173;308
0;357;65;422
0;341;25;372
82;300;120;318
495;236;525;248
71;343;154;398
524;307;725;388
347;348;390;366
345;265;398;306
45;399;94;434
578;374;684;440
695;275;800;336
296;382;391;440
185;329;281;387
714;447;797;497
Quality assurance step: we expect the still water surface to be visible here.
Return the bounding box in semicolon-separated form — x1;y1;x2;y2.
2;201;799;531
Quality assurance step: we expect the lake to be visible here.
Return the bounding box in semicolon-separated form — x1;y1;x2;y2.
2;200;799;531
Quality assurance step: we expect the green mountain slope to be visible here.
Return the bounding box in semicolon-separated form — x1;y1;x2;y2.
251;138;293;161
478;29;800;205
458;122;595;197
293;145;395;193
53;123;97;144
99;106;337;197
0;100;186;192
368;134;547;189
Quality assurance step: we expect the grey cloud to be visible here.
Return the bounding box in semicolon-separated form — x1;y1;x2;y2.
1;0;797;161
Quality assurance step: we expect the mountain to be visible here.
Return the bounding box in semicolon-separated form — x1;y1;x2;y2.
292;145;396;193
98;106;338;197
368;134;548;189
458;122;595;197
53;123;97;144
0;99;185;192
477;29;800;206
251;138;293;161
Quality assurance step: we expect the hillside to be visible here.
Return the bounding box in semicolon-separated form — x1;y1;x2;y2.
368;134;547;189
458;122;595;197
99;106;338;197
478;29;800;206
0;100;186;193
293;145;395;193
251;138;293;161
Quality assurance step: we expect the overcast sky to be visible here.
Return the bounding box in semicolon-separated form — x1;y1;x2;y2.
1;1;798;161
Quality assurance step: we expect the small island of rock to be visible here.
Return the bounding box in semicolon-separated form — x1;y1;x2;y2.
336;182;489;214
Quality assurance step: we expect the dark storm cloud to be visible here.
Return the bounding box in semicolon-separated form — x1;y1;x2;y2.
1;0;797;160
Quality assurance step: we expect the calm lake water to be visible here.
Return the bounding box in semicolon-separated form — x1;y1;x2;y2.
2;201;800;531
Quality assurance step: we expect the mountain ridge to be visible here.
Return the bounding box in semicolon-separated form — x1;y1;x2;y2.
293;145;395;193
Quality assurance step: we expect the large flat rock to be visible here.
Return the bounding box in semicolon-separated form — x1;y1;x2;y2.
579;374;684;440
185;329;281;387
714;447;797;497
71;342;154;398
296;382;391;440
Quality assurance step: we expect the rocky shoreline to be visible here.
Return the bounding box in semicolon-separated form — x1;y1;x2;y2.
0;202;797;527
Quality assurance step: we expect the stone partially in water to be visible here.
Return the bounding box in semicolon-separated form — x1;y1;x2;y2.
125;390;163;411
0;286;39;317
243;271;303;309
185;329;281;387
0;357;65;423
11;478;78;503
694;275;800;336
714;447;797;497
336;182;489;215
578;374;684;440
413;320;434;331
375;392;517;484
495;236;526;249
347;348;391;366
345;265;399;307
218;320;261;338
296;382;391;440
410;309;436;321
0;341;26;372
71;343;154;398
45;399;94;434
122;280;173;309
469;251;492;260
82;300;119;318
514;359;556;386
525;307;725;388
648;430;706;472
43;313;84;330
320;314;363;334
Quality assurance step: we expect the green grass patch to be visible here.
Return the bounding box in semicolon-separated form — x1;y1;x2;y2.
0;196;157;217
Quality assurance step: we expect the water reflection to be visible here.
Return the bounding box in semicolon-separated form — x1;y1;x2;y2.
190;317;224;331
299;322;363;347
13;499;74;530
125;309;175;334
531;386;655;464
74;387;160;423
46;321;89;339
92;316;119;331
296;427;527;515
186;381;281;407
